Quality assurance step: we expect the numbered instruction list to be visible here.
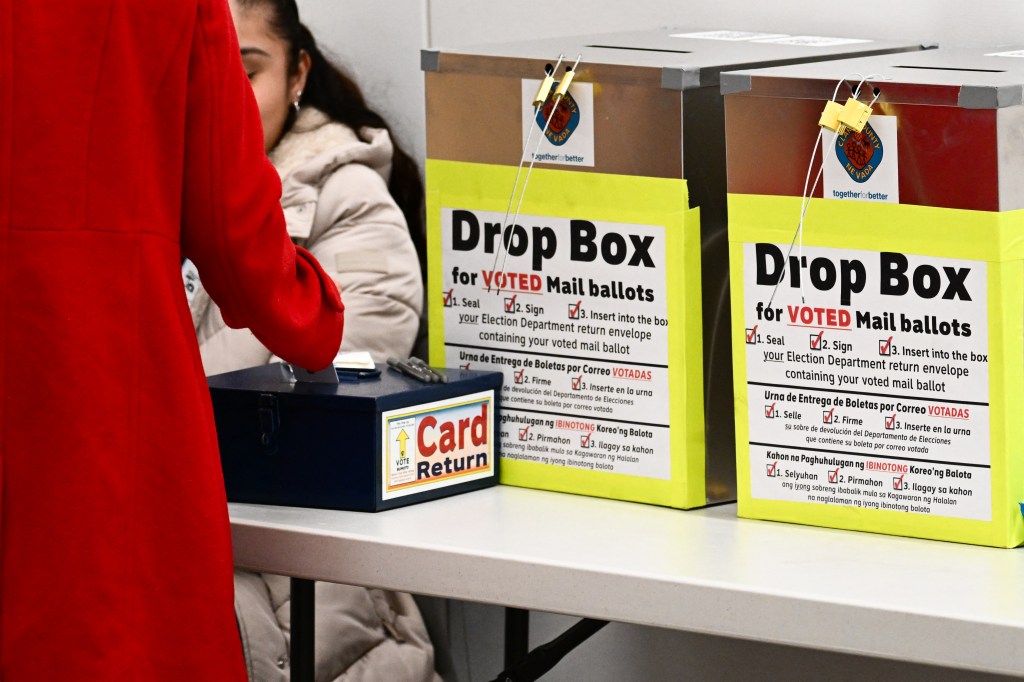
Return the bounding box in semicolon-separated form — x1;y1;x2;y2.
441;208;672;480
743;243;991;521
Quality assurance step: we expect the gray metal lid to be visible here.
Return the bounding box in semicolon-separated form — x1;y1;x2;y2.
422;28;924;90
722;47;1024;108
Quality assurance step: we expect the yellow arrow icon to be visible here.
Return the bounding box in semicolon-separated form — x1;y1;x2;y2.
396;429;410;457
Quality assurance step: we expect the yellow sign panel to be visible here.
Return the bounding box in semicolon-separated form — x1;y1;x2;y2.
730;193;1024;547
427;159;706;508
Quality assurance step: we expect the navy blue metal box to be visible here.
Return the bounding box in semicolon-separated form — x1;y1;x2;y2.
208;364;502;511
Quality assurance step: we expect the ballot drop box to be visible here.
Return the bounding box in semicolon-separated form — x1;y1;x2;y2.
725;48;1024;546
424;28;921;508
209;364;503;512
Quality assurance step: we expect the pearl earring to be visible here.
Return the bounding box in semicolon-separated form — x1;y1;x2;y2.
293;90;303;112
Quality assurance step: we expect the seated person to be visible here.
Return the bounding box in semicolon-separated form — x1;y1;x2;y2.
192;0;425;374
190;1;437;679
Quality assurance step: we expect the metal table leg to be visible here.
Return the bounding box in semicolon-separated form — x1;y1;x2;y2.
504;607;530;669
290;578;316;682
493;616;609;682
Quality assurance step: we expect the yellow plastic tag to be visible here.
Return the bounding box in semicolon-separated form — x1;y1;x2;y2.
837;97;872;133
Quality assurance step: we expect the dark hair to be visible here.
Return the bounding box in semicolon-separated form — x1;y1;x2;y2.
237;0;426;276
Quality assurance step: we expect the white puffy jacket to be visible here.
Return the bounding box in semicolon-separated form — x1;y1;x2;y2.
192;107;423;373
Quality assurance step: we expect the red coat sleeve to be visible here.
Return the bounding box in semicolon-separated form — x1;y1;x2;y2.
179;0;343;371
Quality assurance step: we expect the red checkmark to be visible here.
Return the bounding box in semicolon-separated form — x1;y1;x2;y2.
514;368;525;383
879;336;893;355
765;402;776;418
581;431;593;447
823;407;835;423
746;325;758;344
572;375;583;390
519;426;530;440
461;362;471;370
504;295;517;313
893;473;905;490
810;330;824;349
443;289;454;306
828;467;840;483
885;414;896;429
569;300;582;319
767;461;778;476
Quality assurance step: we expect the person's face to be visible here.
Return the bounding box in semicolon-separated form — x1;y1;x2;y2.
230;2;309;152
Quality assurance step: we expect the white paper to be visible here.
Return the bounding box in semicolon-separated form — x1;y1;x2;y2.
742;242;991;521
753;35;872;47
822;115;900;204
520;80;595;167
671;30;789;42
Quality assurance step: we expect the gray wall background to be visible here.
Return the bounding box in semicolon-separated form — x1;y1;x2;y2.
293;2;1021;679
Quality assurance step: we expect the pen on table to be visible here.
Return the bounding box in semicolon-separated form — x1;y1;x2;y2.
408;356;449;383
387;357;436;383
403;356;440;382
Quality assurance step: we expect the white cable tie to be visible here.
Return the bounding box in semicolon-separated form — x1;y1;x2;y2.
487;55;565;293
495;56;584;292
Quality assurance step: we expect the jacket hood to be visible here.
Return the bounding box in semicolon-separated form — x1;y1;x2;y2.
270;107;395;240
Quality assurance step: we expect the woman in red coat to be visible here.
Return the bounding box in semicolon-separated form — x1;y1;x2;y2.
0;0;343;679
